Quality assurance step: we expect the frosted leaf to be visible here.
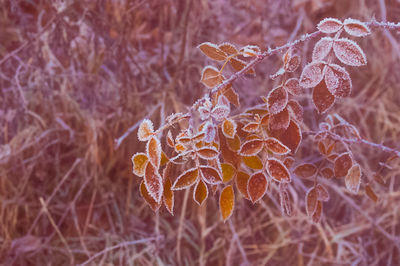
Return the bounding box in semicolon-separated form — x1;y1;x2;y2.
324;64;352;97
239;139;264;156
172;168;199;190
193;180;208;205
345;164;361;194
144;163;163;203
334;152;353;178
299;61;325;88
140;181;160;211
222;119;237;139
317;18;343;34
200;166;222;184
267;158;291;182
211;105;230;121
220;185;235;221
146;137;161;169
268;107;290;131
239;45;260;57
163;176;174;215
198;106;210;120
284;78;302;96
242;122;259;133
247;172;268;203
229;57;256;75
267;86;288;115
166;130;174;148
202;122;216;143
270;67;285;80
278;120;302;154
284;54;300;72
218;42;238;55
132;153;148;177
312;80;335;114
306;188;318;216
218;94;230;108
264;137;290;154
333;38;367;66
201;66;224;88
197;42;227;61
287;100;303;122
197;147;219;160
312;37;333;61
138;119;154;141
344;18;370;37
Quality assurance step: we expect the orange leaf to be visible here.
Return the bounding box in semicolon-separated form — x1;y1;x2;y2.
220;185;235;221
267;86;288;114
267;158;291;182
312;200;323;223
226;134;241;151
193;180;208;205
344;18;370;37
345;164;361;194
221;163;236;183
268;107;290;131
161;151;169;166
198;42;227;61
334;152;353;178
365;184;378;202
197;147;219;160
236;171;250;199
312;80;335;114
222;119;237;139
132;153;148;177
265;137;290;154
163;177;174;215
166;130;174;148
200;166;222;184
293;163;317;178
172;168;199;190
247;172;268;203
315;184;329;201
140;181;161;212
317;18;343;34
144;163;163;203
306;187;318;216
138;119;154;141
239;139;264;156
218;42;238;55
333;38;367;66
201;66;224;88
147;137;161;169
242;122;259;133
242;156;263;170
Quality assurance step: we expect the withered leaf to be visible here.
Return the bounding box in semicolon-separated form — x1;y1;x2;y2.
147;137;161;169
345;163;361;194
140;181;161;212
144;163;163;203
365;184;378;202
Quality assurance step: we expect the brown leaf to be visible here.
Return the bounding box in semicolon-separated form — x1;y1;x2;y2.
163;177;174;215
334;152;353;178
220;185;235;221
365;184;378;202
222;119;237;139
240;45;260;57
194;180;208;205
324;64;352;98
138;119;154;141
345;163;361;194
140;181;161;212
236;171;250;199
273;120;302;154
269;107;290;131
198;42;227;61
267;158;291;182
321;167;334;179
284;78;302;96
197;147;219;160
315;184;330;201
294;163;317;178
312;200;323;223
312;37;333;61
132;153;148;177
172;168;199;190
144;163;163;203
317;18;343;34
306;188;318;216
166;130;174;148
218;42;238;55
333;38;367;66
229;57;256;75
247;172;268;203
200;166;222;184
242;156;263;169
279;183;292;216
284;54;300;72
344;18;370;37
300;61;325;89
147;137;161;169
312;80;335;114
267;86;288;114
242;122;259;133
283;156;295;168
265;137;290;154
221;163;236;183
226;134;241;152
201;66;224;88
287;100;303;122
239;139;264;156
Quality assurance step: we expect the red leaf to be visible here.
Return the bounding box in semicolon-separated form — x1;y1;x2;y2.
275;120;302;154
197;147;219;160
306;187;318;216
198;42;227;61
267;86;288;114
163;177;174;215
138;119;154;141
317;18;343;34
220;185;235;221
239;139;264;156
247;172;268;203
284;54;300;72
200;166;222;184
147;137;161;169
312;37;333;61
345;164;361;193
265;137;290;154
229;57;256;75
315;184;330;201
172;168;199;190
267;158;291;182
269;107;290;131
287;100;303;122
343;18;370;37
294;163;317;178
312;80;335;114
365;184;378;202
236;171;250;199
193;180;208;205
321;167;334;179
300;61;325;89
242;122;259;133
334;152;353;178
333;38;367;66
324;64;352;98
140;181;161;211
144;163;163;203
284;78;302;96
312;201;323;223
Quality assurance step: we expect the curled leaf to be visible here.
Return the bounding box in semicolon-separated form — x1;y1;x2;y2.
147;137;162;169
220;185;235;221
247;172;268;203
166;130;174;148
140;181;161;211
365;184;378;202
163;177;174;215
345;164;361;194
144;163;163;203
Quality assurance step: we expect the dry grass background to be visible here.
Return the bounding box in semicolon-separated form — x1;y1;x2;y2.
1;0;400;265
